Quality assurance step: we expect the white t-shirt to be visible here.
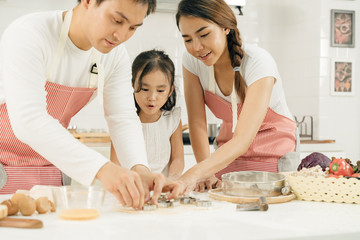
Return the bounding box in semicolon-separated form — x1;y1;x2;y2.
141;107;181;176
182;44;293;120
0;10;148;185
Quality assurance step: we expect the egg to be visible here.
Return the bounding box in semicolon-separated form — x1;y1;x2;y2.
36;197;51;214
19;196;36;216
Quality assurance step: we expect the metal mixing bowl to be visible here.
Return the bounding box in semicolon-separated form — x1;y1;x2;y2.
221;171;286;197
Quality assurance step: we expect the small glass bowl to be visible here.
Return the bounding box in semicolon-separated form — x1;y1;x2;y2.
52;186;105;220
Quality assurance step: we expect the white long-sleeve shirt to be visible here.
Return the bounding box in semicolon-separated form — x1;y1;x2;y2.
0;10;148;185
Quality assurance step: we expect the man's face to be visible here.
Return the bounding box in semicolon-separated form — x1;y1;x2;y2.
84;0;148;53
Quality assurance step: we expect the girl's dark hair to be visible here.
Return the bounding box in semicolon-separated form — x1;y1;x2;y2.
77;0;156;16
132;50;176;115
176;0;246;102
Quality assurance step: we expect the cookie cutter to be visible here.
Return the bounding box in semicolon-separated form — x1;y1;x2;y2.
236;196;269;211
189;197;198;204
195;200;212;207
158;200;174;208
171;198;180;207
180;197;192;204
158;194;168;202
143;203;157;211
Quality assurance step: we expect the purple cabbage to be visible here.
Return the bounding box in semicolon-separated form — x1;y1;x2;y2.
297;152;331;171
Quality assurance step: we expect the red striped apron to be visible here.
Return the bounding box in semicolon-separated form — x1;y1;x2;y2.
0;10;101;194
204;67;297;179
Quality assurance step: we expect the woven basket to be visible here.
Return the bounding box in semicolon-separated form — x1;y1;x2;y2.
285;173;360;204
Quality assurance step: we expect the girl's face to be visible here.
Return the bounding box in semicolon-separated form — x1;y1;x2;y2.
134;70;174;121
81;0;148;53
178;16;230;66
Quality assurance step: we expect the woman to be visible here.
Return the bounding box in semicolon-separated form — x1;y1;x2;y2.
176;0;298;193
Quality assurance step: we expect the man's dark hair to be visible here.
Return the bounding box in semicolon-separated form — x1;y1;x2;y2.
77;0;156;15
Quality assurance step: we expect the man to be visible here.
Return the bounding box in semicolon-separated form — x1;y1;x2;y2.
0;0;180;209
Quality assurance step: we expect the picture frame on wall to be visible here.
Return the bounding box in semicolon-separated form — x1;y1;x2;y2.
331;59;354;96
331;9;355;48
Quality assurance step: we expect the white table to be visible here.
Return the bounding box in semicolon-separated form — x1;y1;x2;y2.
1;192;360;240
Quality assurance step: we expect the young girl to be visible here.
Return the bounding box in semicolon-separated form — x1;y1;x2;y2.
111;50;184;180
176;0;298;193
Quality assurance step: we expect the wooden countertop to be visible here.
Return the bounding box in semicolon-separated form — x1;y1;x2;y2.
300;139;336;144
71;132;110;143
71;132;336;145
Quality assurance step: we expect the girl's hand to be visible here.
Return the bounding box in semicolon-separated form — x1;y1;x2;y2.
194;175;222;192
131;165;182;204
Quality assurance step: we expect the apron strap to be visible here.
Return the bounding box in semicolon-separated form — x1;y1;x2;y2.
208;66;238;133
230;84;237;133
209;66;216;94
89;51;99;88
232;66;242;133
46;9;104;105
96;51;105;105
88;49;104;105
46;10;72;80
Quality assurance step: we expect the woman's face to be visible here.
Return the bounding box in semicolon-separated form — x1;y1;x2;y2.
83;0;148;53
134;70;173;121
178;16;229;66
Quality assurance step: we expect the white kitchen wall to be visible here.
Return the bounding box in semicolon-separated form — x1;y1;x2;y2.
318;0;360;160
237;0;360;160
1;0;359;159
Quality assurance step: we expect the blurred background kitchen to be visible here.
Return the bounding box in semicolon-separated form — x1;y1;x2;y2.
1;0;359;163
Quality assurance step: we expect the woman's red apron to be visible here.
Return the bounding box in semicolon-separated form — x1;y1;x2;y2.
0;10;102;194
205;66;297;179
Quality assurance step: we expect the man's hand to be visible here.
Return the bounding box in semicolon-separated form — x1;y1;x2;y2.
132;165;182;204
96;162;145;210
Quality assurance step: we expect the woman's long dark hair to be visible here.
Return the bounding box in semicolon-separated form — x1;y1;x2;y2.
176;0;246;102
132;49;176;115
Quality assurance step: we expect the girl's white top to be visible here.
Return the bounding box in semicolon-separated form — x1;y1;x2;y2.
182;43;293;120
141;107;181;176
0;10;148;185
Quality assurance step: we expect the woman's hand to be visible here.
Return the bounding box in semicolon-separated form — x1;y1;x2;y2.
194;175;222;192
178;170;200;195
